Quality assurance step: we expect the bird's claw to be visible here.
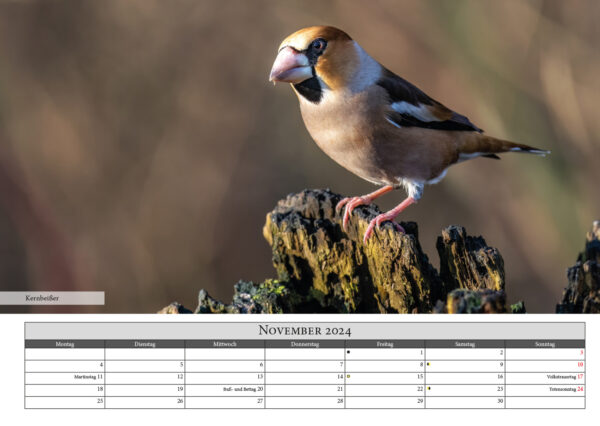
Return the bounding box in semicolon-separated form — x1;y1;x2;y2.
363;220;377;243
363;213;405;243
336;196;372;231
335;198;350;212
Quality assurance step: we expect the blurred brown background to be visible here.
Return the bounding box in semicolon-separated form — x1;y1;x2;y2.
0;0;598;313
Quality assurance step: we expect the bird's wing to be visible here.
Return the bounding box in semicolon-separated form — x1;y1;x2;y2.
377;68;483;133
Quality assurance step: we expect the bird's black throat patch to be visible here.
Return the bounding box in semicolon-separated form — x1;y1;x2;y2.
294;73;322;103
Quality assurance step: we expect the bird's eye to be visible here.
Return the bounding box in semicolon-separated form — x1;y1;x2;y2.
311;39;326;51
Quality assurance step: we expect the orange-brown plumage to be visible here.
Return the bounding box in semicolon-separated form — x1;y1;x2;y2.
269;26;549;242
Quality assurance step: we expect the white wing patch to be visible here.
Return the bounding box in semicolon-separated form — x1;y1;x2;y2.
458;148;550;162
427;168;448;185
385;117;402;128
457;152;488;163
510;147;550;156
391;101;439;122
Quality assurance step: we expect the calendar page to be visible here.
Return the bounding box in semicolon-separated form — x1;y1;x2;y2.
1;2;598;426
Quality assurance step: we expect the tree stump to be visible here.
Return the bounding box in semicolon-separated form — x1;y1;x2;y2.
161;189;522;314
557;221;600;313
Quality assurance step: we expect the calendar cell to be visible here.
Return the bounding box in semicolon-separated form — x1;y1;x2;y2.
186;384;265;397
26;348;104;360
345;348;423;360
105;372;183;385
266;384;342;397
266;360;344;373
186;396;265;409
105;348;183;360
506;348;584;360
426;396;504;409
426;348;505;360
26;384;105;397
506;397;585;409
26;372;105;385
186;348;264;360
186;360;265;372
345;396;423;409
266;396;343;409
425;384;505;397
105;396;184;409
186;372;265;385
505;372;584;384
425;360;504;373
26;360;104;373
346;360;424;372
105;384;185;397
505;360;584;373
505;384;584;397
26;396;104;409
265;348;344;360
105;360;184;372
425;372;504;385
345;372;424;385
345;384;423;397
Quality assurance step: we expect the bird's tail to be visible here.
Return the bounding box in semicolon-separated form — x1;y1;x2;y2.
458;134;550;159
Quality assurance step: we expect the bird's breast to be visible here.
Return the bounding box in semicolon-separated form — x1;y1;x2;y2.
297;89;390;185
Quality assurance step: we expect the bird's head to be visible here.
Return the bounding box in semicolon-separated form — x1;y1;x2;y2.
269;26;357;92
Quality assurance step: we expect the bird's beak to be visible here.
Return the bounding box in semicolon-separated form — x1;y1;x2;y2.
269;47;312;84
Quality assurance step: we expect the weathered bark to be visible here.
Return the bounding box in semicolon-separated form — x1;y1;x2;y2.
437;225;505;292
160;189;519;314
262;189;443;313
557;221;600;313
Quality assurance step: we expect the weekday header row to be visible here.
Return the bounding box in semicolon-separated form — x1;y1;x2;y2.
24;339;586;349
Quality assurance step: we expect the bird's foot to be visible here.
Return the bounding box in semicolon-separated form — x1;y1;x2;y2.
335;186;396;231
363;212;405;243
336;196;373;230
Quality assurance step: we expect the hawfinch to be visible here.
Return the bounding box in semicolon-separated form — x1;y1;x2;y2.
269;26;549;243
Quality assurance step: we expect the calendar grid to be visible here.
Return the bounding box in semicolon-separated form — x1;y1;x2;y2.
23;322;585;410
